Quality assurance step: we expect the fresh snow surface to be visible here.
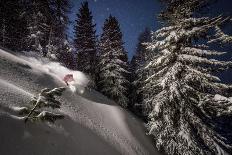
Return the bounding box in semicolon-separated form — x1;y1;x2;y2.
0;48;160;155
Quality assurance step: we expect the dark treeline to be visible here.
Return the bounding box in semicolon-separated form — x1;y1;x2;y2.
0;0;73;68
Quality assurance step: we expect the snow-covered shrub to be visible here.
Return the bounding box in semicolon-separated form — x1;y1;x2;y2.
15;87;66;123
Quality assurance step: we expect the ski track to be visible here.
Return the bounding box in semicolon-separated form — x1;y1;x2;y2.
62;102;147;155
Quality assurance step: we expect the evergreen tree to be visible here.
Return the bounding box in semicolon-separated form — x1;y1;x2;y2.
145;0;232;154
73;1;97;80
46;0;71;60
25;0;51;56
129;28;151;116
98;15;129;108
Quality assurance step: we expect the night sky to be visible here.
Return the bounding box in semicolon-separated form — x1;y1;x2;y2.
68;0;162;60
68;0;232;60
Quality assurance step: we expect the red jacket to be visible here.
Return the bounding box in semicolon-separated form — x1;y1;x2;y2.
63;74;74;85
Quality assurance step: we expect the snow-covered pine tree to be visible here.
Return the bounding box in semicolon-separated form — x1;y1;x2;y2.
98;15;129;108
25;0;51;56
129;28;151;116
46;0;71;61
144;0;232;154
74;1;97;80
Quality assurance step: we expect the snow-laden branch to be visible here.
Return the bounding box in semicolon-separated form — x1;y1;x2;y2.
209;25;232;44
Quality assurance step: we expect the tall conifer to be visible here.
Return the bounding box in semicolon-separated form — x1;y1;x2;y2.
98;15;129;107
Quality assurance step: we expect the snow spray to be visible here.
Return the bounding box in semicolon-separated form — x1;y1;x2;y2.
19;53;90;94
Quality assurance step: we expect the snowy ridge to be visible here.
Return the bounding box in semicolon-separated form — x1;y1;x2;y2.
0;49;160;155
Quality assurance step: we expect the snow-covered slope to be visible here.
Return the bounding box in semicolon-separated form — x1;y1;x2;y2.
0;48;160;155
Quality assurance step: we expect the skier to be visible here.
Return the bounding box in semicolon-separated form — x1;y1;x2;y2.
63;74;74;86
